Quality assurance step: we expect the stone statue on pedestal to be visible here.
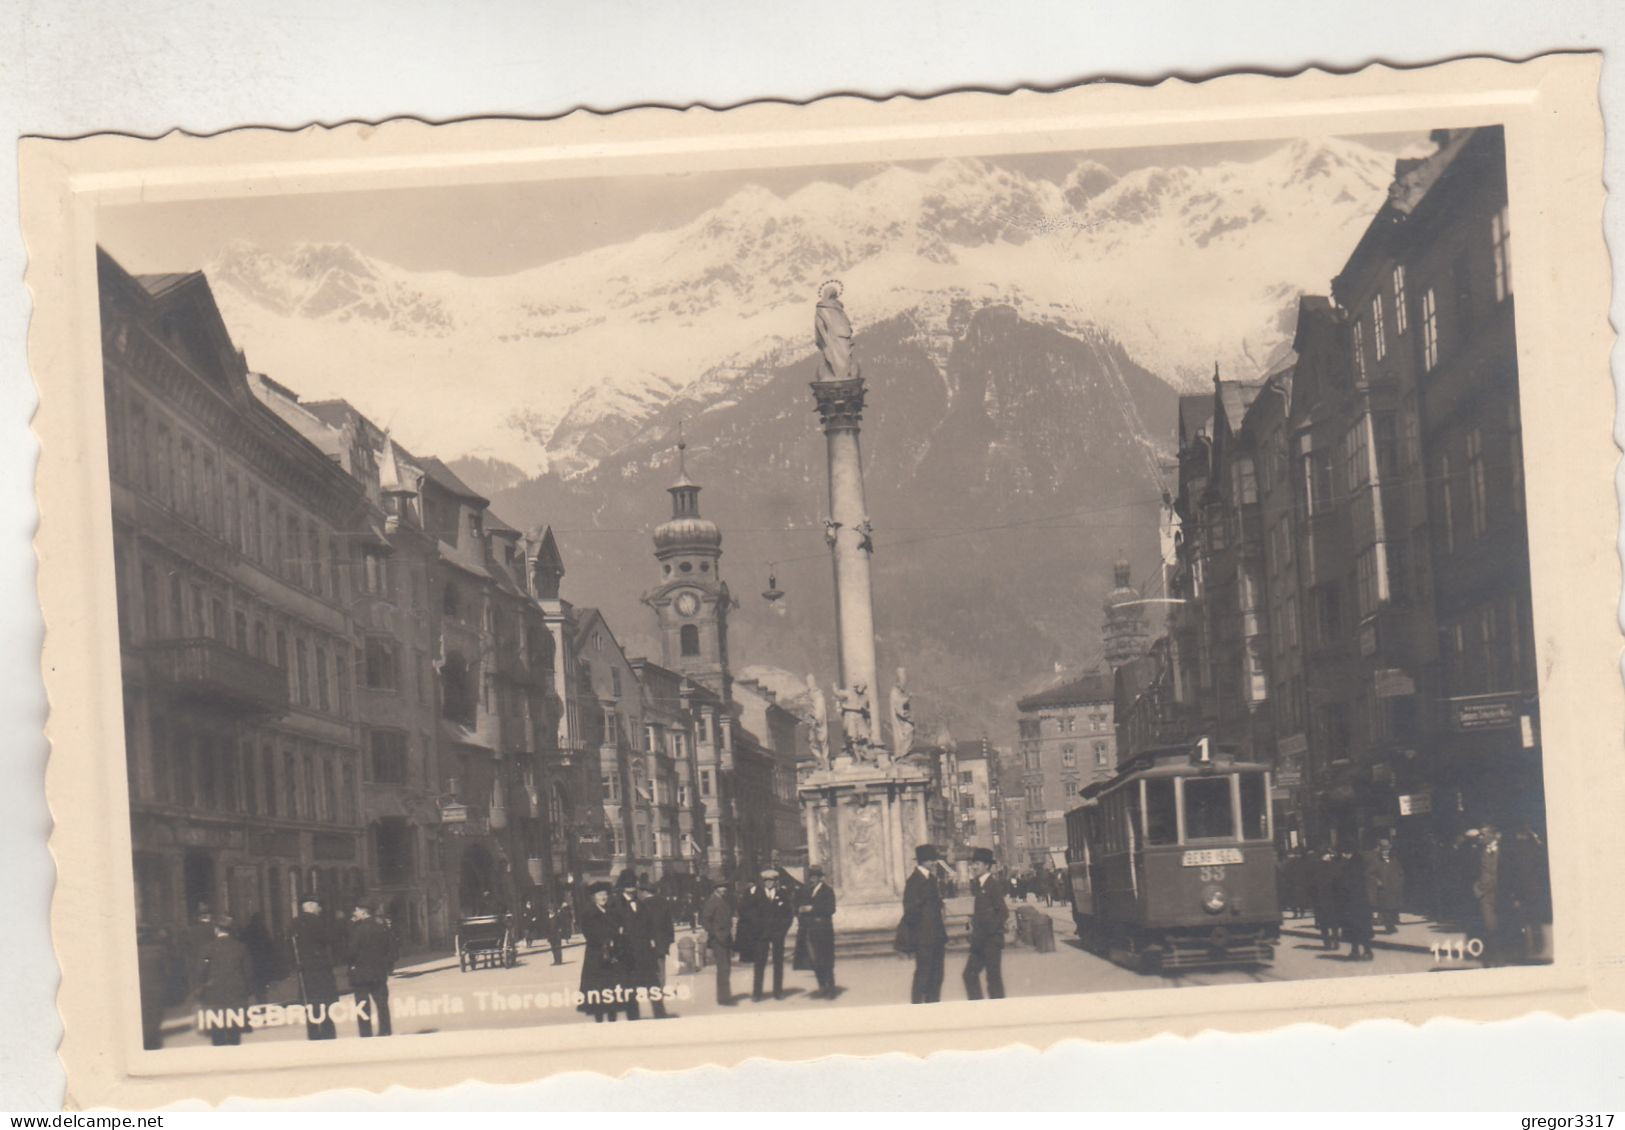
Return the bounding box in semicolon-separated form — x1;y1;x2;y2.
814;281;861;383
835;681;873;759
890;666;915;760
807;673;831;769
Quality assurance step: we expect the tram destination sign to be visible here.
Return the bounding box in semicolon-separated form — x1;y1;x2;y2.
1182;848;1244;867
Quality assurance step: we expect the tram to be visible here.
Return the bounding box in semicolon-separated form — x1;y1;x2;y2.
1064;739;1280;971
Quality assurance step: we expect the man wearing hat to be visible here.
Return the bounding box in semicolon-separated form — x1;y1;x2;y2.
796;865;838;998
962;847;1008;1000
701;877;737;1006
289;895;340;1040
901;844;948;1004
742;867;796;1001
610;869;665;1019
195;914;252;1046
347;903;398;1037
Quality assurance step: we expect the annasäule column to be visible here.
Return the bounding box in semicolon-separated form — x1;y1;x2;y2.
811;282;881;758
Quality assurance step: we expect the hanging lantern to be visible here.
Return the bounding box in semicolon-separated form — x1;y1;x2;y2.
762;566;787;615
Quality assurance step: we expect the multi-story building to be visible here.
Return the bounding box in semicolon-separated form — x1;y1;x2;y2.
251;391;455;946
528;528;611;888
947;738;1003;860
1014;671;1115;867
1376;128;1537;833
102;251;371;944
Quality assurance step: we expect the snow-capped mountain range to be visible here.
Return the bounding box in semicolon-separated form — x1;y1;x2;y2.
196;137;1399;477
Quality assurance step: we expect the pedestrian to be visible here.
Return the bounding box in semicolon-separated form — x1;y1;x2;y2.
962;847;1007;1000
1311;849;1343;951
289;896;340;1040
1504;823;1552;962
182;902;215;996
609;870;664;1020
347;903;397;1038
796;865;837;998
637;877;677;1016
520;895;538;948
743;867;795;1001
195;914;252;1046
1290;849;1315;919
555;885;576;942
701;877;737;1006
237;913;277;1002
1338;850;1375;960
900;844;948;1004
544;900;566;966
1366;839;1405;934
1473;823;1504;964
577;881;624;1022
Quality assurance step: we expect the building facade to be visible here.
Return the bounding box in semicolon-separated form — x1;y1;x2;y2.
1014;671;1116;866
103;253;371;944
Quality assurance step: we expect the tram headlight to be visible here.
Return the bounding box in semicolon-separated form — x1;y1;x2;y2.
1200;885;1227;914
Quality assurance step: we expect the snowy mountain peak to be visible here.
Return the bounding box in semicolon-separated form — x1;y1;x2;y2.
192;137;1403;476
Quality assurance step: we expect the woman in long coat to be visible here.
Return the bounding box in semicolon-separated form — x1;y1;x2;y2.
1338;850;1375;960
1365;840;1405;934
577;882;624;1022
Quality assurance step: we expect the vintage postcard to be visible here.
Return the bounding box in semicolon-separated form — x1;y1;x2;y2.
22;54;1623;1107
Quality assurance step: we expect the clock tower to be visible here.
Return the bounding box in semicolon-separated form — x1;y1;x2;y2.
644;432;731;695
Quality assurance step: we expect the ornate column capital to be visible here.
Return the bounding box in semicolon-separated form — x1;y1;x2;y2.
810;377;867;432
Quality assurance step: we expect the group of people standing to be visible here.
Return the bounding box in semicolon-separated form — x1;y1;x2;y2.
699;864;838;1006
576;870;680;1021
1281;823;1551;965
898;845;1008;1003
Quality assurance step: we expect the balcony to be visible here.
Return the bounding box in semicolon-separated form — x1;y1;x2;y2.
145;638;289;717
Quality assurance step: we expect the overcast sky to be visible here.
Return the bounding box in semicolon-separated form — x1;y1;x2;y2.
97;130;1431;278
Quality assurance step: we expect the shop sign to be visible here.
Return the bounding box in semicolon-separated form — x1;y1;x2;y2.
1447;693;1520;732
1375;668;1416;698
440;802;468;824
1398;793;1433;816
1275;768;1303;788
1276;733;1308;757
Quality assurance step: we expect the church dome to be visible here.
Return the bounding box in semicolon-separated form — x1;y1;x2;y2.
654;514;722;553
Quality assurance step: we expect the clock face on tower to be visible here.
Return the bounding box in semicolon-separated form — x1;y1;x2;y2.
674;590;701;617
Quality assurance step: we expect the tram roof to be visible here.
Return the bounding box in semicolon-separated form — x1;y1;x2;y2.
1075;746;1273;802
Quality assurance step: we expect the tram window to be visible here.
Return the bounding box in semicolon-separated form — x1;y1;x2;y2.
1145;777;1178;845
1240;772;1271;840
1184;775;1235;840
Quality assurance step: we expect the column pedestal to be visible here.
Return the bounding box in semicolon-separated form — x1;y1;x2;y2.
799;758;933;956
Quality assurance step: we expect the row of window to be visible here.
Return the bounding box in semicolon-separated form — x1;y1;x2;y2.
1349;208;1512;382
130;708;359;827
107;384;348;602
122;549;354;718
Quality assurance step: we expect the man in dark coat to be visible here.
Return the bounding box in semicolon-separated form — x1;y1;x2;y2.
1338;850;1375;960
701;877;736;1006
544;899;566;966
796;865;837;998
1366;839;1405;934
347;903;398;1037
195;915;253;1046
1311;850;1344;951
902;844;948;1004
289;896;339;1039
743;867;796;1001
962;847;1007;1000
609;870;665;1019
638;877;677;1016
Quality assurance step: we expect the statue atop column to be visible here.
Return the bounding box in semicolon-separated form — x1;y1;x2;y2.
814;280;861;383
806;673;831;770
889;666;915;759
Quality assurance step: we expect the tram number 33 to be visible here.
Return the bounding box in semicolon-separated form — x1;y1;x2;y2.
1197;866;1227;881
1430;937;1485;962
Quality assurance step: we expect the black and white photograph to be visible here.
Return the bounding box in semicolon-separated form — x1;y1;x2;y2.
90;116;1550;1049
